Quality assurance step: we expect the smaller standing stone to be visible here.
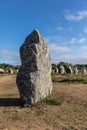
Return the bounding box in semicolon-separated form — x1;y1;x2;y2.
55;67;59;74
82;69;87;74
0;68;5;74
9;68;14;74
59;66;65;74
66;66;73;74
74;68;78;75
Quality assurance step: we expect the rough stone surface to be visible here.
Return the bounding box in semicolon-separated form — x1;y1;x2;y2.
16;30;52;105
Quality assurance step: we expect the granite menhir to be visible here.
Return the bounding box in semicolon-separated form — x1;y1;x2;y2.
16;30;52;106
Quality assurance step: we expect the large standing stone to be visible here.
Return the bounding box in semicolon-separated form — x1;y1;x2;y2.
16;30;52;106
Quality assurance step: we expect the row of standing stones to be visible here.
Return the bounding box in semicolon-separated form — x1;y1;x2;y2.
16;30;52;106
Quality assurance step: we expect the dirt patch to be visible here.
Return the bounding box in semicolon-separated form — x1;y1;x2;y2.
0;75;87;130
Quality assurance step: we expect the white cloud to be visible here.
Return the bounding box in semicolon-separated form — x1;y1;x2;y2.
79;38;87;43
64;10;87;21
81;45;87;50
51;53;87;64
48;44;71;53
0;49;10;55
56;26;63;31
45;35;62;43
70;38;77;44
84;27;87;33
70;38;87;44
45;34;87;64
0;49;20;64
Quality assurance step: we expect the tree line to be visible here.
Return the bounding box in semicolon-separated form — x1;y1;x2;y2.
0;62;87;71
0;63;20;71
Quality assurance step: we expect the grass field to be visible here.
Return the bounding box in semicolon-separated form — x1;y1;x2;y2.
52;73;87;84
0;74;87;130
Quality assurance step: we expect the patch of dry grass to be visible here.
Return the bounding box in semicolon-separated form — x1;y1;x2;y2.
52;73;87;84
0;74;87;130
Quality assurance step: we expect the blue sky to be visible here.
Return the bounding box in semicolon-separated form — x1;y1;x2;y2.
0;0;87;65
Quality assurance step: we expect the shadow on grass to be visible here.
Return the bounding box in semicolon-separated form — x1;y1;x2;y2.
58;79;87;84
0;98;20;106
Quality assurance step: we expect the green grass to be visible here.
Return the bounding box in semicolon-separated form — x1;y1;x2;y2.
52;73;87;84
42;96;62;105
55;113;62;118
